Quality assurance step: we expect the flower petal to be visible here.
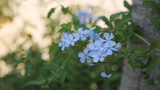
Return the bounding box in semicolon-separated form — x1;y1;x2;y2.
89;31;95;39
88;42;95;50
83;48;89;54
73;33;80;41
78;28;83;33
102;52;108;57
89;51;98;57
109;41;116;47
109;33;114;40
99;38;105;43
59;42;63;47
104;42;110;48
100;72;112;78
71;42;75;46
80;57;85;63
82;30;89;36
93;57;99;63
95;40;101;46
89;27;94;31
69;34;73;40
106;49;113;55
61;45;65;51
81;35;86;41
100;58;105;62
78;52;85;58
87;57;91;63
104;33;109;40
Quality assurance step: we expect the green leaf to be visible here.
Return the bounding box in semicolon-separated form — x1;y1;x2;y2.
142;72;150;80
62;6;69;14
145;79;154;85
124;1;131;11
47;8;56;18
146;56;152;66
130;40;141;44
99;16;110;26
115;17;133;29
61;23;68;29
58;28;66;33
143;1;160;12
59;70;67;83
151;37;157;42
133;25;144;36
41;86;49;89
146;56;160;74
44;63;60;70
51;71;55;74
72;15;80;25
127;56;134;70
58;23;72;33
134;60;146;69
150;39;160;50
23;81;41;87
94;26;101;33
150;17;160;31
142;1;158;7
144;51;152;59
110;13;120;22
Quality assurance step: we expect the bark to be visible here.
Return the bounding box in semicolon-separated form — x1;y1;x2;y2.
119;0;160;90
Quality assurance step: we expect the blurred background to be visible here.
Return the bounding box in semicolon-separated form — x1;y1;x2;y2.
0;0;132;90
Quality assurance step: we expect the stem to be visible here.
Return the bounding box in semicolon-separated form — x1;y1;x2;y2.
42;48;77;89
134;33;150;45
134;33;160;53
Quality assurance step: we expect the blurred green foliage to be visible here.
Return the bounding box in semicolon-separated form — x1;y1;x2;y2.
2;0;160;89
0;1;123;90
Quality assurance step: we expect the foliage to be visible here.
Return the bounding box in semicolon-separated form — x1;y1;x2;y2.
1;0;160;90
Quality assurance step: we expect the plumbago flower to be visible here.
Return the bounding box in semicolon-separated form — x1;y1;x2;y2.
76;10;100;25
77;30;121;78
59;26;121;78
59;31;79;51
74;28;88;41
100;33;114;43
89;51;108;62
84;27;95;39
101;66;112;78
78;48;91;63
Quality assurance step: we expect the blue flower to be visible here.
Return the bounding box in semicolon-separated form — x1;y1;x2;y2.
89;51;108;62
94;33;100;40
75;28;88;41
112;43;121;51
68;34;79;46
78;48;91;63
100;72;112;78
88;42;96;51
76;11;91;25
100;33;114;43
104;41;116;55
94;40;105;52
59;37;70;51
85;27;95;39
59;31;80;51
75;11;99;25
101;65;112;78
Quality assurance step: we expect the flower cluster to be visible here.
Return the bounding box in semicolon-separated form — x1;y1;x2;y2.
59;31;79;51
76;10;100;25
59;27;101;51
78;32;121;63
59;27;121;78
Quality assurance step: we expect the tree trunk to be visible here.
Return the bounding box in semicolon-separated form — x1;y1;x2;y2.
119;0;160;90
